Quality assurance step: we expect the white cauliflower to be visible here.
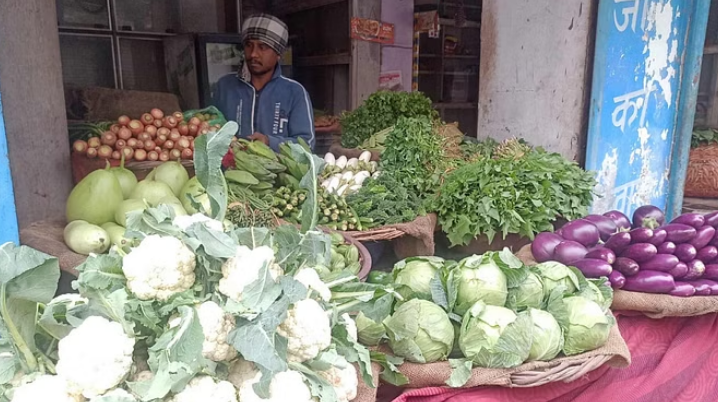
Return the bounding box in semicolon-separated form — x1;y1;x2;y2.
173;214;224;232
227;358;259;389
219;246;282;302
277;299;331;363
319;359;358;402
11;375;82;402
238;370;312;402
56;316;135;399
169;376;237;402
340;313;358;342
197;301;237;362
122;235;196;301
294;268;331;302
90;388;137;401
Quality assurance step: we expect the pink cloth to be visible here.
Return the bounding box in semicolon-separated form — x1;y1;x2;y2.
393;312;718;402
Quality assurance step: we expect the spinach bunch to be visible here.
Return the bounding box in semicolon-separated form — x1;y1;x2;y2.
347;173;425;226
340;91;438;148
433;148;596;247
692;128;718;148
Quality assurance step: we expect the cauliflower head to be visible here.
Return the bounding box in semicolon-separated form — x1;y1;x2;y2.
219;246;282;302
122;235;196;301
11;375;82;402
227;358;259;389
340;313;358;342
169;376;237;402
197;301;237;362
319;359;358;402
294;268;331;302
56;316;135;399
173;214;224;232
277;299;331;363
89;388;137;402
238;370;312;402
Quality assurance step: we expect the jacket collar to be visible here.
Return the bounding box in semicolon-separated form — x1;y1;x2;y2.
238;63;283;86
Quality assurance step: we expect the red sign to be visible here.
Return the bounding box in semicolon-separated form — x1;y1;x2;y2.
351;17;395;45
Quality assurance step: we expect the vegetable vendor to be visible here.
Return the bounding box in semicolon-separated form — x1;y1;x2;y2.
213;14;315;152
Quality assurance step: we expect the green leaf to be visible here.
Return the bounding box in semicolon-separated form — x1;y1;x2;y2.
0;353;17;385
446;358;473;387
430;273;449;311
229;319;288;374
194;122;237;221
125;205;181;239
289;143;326;232
332;324;373;387
306;347;345;372
369;351;409;386
290;362;340;402
73;253;125;292
183;224;236;259
233;227;273;248
149;305;205;368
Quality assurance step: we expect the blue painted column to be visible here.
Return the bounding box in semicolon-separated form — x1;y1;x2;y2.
0;91;19;244
586;0;710;221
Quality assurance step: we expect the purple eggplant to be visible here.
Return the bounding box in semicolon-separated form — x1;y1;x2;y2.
662;224;697;244
560;219;600;247
649;229;667;246
703;264;718;280
684;259;707;280
603;210;632;231
671;213;706;229
669;262;689;279
639;254;679;272
620;243;658;263
675;243;697;263
614;257;640;276
630;228;654;244
697;246;718;264
584;215;619;241
572;258;613;278
531;232;564;263
632;205;665;229
690;226;716;250
690;279;718;295
669;282;696;297
689;280;712;295
704;211;718;228
623;270;676;294
553;241;588;265
585;247;617;265
609;271;626;289
604;232;632;254
657;242;677;255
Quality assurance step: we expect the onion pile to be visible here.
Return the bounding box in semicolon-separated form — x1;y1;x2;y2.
71;109;222;162
532;206;718;297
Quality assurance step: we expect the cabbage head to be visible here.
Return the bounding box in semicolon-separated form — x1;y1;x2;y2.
453;254;508;315
383;299;454;363
458;302;533;368
506;269;544;311
579;278;613;312
393;256;445;300
355;312;386;346
526;309;563;361
534;261;580;297
553;296;614;356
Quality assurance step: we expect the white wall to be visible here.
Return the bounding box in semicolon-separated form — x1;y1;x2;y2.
478;0;595;161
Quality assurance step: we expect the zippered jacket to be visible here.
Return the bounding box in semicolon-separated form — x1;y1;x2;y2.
213;65;315;151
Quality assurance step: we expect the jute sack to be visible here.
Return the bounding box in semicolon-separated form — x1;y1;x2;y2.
355;362;382;402
516;244;718;319
345;214;438;258
20;220;84;276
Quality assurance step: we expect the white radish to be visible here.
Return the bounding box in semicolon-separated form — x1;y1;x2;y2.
321;179;331;189
341;171;354;183
353;172;370;185
324;152;336;165
359;151;372;163
336;155;348;169
372;171;381;179
328;176;341;193
337;184;349;196
369;161;378;173
349;184;362;193
347;158;359;168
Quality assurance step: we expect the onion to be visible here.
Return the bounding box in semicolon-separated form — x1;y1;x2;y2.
117;127;132;140
181;148;193;159
189;139;194;150
213;124;221;130
188;124;199;136
111;150;121;160
170;149;181;159
145;125;157;137
88;137;101;148
110;124;120;133
189;116;201;126
148;150;159;161
115;139;127;150
172;111;184;121
134;148;147;161
128;120;144;136
127;138;139;148
163;116;178;129
118;115;131;126
153;119;163;128
141;113;154;125
86;147;98;158
150;108;164;120
169;129;181;141
163;140;175;150
154;147;162;153
101;132;117;147
121;147;134;161
178;123;189;136
177;137;191;150
156;134;167;146
159;150;170;161
144;140;156;151
200;129;209;136
137;132;151;142
73;140;88;154
157;127;170;137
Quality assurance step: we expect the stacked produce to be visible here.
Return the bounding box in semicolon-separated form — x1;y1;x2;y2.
346;173;426;228
357;251;615;387
320;151;380;197
533;206;718;297
71;108;220;162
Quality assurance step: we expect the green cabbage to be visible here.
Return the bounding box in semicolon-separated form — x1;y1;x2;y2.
383;299;454;363
355;312;386;346
393;256;445;300
506;269;544;311
453;254;508;315
534;261;580;298
526;308;563;361
551;296;614;356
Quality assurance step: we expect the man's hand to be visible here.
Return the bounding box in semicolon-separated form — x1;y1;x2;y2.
248;132;269;145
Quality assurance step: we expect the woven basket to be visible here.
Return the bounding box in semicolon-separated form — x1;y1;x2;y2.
343;226;406;242
685;144;718;198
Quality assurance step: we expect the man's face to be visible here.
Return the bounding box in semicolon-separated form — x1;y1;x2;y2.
244;39;280;76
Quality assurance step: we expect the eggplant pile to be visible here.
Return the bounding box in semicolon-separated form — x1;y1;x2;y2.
532;205;718;297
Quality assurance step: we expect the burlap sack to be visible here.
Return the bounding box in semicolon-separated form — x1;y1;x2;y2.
344;214;438;258
516;244;718;319
393;324;630;389
355;362;382;402
82;87;182;121
20;220;84;276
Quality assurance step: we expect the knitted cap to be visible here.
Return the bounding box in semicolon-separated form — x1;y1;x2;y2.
241;14;289;55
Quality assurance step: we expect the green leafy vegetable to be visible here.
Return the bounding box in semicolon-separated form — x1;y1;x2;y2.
193;121;237;221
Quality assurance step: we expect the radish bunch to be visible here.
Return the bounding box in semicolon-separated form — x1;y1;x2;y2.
533;206;718;297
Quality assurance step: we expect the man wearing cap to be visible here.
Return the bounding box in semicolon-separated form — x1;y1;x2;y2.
214;14;315;152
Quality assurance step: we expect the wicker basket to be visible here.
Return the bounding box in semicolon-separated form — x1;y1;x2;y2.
685;144;718;198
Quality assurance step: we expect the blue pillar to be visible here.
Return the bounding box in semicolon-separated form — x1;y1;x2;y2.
0;91;19;244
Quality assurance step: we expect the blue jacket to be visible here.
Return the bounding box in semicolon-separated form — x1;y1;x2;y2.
213;65;315;152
